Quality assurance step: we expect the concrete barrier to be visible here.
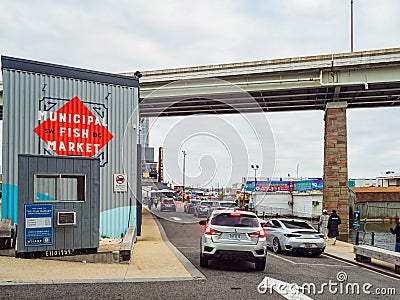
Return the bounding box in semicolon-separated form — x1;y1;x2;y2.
119;227;137;263
354;244;400;274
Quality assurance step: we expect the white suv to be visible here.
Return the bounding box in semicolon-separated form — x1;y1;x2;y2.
199;210;267;271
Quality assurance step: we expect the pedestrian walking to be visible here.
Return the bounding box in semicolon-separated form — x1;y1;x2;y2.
327;209;341;245
390;221;400;252
319;209;329;239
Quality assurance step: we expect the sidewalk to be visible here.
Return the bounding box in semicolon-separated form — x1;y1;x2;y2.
0;208;203;285
324;238;400;279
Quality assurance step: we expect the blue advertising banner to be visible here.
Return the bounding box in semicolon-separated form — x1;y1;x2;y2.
293;180;312;191
244;179;324;192
244;180;291;192
24;204;53;247
312;179;323;190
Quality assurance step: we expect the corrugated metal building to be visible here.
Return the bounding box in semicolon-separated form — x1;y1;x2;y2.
1;56;140;237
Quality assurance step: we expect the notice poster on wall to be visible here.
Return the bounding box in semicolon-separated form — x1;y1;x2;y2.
24;204;53;247
113;174;128;192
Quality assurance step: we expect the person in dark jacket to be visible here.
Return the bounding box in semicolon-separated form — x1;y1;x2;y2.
390;222;400;252
327;210;342;245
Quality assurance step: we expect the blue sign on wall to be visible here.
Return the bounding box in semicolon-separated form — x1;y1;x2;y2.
244;179;324;192
24;204;53;247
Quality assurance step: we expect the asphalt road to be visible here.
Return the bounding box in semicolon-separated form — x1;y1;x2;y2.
1;207;399;300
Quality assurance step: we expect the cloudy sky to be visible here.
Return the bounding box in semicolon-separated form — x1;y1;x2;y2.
1;0;400;187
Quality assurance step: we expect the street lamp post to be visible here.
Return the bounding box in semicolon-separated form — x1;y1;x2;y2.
182;150;187;194
250;164;259;211
351;0;354;52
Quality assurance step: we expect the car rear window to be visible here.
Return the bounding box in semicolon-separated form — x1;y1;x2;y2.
210;213;259;227
163;199;174;203
218;202;236;208
200;201;213;206
281;220;314;230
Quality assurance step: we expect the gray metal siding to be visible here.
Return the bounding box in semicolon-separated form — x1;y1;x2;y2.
2;57;139;238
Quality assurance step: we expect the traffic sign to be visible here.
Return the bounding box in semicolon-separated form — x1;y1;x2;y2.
113;173;128;192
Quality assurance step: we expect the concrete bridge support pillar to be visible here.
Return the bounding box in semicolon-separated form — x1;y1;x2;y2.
323;101;349;240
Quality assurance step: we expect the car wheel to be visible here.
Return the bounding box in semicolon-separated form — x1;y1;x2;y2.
272;238;281;254
200;253;209;268
255;257;266;271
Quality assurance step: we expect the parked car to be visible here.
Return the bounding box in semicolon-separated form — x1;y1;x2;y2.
160;198;176;212
184;199;201;214
199;209;267;271
263;218;325;256
194;200;213;218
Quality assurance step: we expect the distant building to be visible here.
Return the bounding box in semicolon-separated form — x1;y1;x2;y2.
348;178;378;187
139;118;149;148
377;171;400;187
253;191;323;219
349;186;400;219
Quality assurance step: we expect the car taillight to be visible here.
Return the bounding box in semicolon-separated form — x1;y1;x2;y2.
284;233;301;238
160;201;164;205
204;225;220;235
249;229;265;238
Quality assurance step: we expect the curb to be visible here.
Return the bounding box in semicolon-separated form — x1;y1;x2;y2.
323;252;400;280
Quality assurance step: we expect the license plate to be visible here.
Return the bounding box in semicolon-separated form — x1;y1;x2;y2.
305;243;313;248
229;233;240;240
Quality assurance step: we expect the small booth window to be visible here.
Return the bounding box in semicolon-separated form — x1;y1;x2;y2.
35;174;86;202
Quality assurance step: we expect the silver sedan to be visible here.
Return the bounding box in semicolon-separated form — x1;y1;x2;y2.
263;218;325;256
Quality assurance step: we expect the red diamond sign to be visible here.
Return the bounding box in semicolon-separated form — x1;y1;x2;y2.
34;96;113;157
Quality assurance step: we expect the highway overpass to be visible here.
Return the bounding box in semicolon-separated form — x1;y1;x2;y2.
124;48;400;117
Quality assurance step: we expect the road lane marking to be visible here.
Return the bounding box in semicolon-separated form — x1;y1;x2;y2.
171;217;182;221
269;253;353;267
258;276;313;299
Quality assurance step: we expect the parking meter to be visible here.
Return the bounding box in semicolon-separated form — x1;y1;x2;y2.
353;210;361;230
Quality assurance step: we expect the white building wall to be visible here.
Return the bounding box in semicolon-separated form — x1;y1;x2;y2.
254;191;323;218
292;193;323;218
253;192;292;216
